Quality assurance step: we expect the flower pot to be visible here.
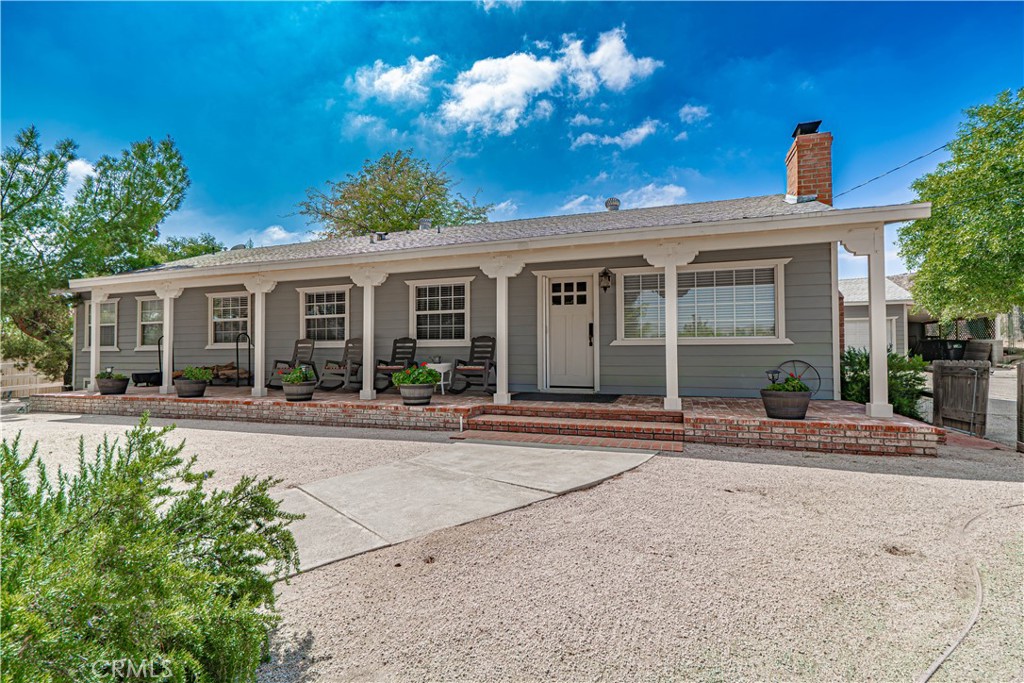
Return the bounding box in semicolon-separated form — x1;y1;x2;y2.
174;379;208;398
283;381;317;402
398;383;435;406
97;378;129;395
760;390;811;420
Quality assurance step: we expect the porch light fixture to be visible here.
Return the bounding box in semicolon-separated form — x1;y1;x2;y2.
765;369;781;384
599;268;613;292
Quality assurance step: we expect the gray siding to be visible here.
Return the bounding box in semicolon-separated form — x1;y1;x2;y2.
844;302;907;354
74;242;836;398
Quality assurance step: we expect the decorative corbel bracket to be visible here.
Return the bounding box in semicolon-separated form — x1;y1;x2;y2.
154;282;184;300
243;275;278;294
480;257;526;279
350;267;389;288
642;244;699;268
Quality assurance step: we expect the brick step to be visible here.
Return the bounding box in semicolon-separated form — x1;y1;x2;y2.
482;404;683;423
465;414;687;442
451;429;684;453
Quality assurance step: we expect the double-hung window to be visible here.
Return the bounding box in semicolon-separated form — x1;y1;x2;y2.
297;285;351;347
136;297;164;350
207;292;250;348
406;276;473;346
84;299;119;350
616;259;789;344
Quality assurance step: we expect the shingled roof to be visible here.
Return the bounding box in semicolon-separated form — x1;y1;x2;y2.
838;277;914;304
142;194;832;273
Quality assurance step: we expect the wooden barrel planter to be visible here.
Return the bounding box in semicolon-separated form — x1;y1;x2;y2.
760;390;811;420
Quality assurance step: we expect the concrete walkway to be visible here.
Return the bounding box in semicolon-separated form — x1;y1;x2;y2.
280;442;654;573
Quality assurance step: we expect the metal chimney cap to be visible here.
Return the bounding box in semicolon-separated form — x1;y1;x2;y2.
418;218;432;230
604;197;621;211
792;120;822;138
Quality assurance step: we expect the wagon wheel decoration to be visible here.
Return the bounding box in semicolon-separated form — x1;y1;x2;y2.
775;360;821;396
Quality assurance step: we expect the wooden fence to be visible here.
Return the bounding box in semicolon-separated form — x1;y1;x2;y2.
932;360;991;438
1;360;64;399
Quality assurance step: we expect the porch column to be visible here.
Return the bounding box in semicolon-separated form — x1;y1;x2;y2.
87;288;108;391
482;258;525;405
843;226;892;417
351;268;388;400
644;246;698;411
244;276;278;398
154;284;184;395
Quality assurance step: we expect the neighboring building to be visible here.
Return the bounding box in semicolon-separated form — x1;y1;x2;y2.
838;276;922;355
67;121;929;418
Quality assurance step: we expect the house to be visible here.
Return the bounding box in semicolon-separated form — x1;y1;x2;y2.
838;276;919;354
67;121;930;419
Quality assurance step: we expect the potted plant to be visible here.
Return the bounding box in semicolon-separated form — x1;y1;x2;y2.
760;369;812;420
175;366;213;398
392;363;441;406
95;369;130;395
281;365;317;402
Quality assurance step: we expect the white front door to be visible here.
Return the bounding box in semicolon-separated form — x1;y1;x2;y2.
547;277;595;388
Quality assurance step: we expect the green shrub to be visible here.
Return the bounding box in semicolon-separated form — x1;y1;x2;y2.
765;375;811;392
392;363;441;386
840;347;927;419
180;365;214;382
1;415;301;682
280;366;316;384
94;370;128;380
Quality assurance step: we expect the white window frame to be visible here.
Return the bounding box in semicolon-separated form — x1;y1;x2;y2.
612;258;793;346
296;284;352;348
206;292;251;349
82;298;120;351
405;276;474;347
135;296;163;352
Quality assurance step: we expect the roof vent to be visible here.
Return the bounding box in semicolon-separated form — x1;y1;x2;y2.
230;244;247;250
791;120;822;138
605;197;621;211
418;218;432;230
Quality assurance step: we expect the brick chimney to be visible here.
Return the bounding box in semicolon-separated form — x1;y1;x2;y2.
785;120;833;205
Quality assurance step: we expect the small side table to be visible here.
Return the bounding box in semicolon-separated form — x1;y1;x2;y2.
425;362;453;394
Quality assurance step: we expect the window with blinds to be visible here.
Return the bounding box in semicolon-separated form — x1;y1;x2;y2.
85;301;119;349
414;282;468;341
137;298;164;348
210;294;249;345
301;289;347;342
622;273;666;339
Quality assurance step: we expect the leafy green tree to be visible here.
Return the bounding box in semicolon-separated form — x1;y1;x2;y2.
1;415;300;683
1;126;191;380
298;149;491;238
139;232;225;267
898;89;1024;321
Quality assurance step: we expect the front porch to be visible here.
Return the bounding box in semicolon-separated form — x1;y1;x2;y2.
29;387;945;457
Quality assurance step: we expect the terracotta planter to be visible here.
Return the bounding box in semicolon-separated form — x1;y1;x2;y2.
398;383;435;406
174;379;208;398
283;381;317;402
97;378;129;395
760;390;811;420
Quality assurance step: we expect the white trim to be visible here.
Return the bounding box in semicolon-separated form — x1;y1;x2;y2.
405;276;474;348
295;284;352;349
206;291;251;349
902;304;910;357
830;241;841;400
82;298;120;351
614;258;791;344
135;295;163;352
846;316;898;351
535;269;601;392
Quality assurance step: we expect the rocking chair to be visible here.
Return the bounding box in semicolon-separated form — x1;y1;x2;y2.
373;337;418;392
266;338;318;389
319;338;364;391
448;336;496;394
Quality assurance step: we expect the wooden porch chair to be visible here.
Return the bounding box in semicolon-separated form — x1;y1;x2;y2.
373;337;418;391
266;338;318;389
318;338;363;391
448;336;496;395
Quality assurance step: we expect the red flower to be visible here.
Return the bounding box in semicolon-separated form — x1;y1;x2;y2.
421;362;428;367
406;369;412;374
789;373;795;378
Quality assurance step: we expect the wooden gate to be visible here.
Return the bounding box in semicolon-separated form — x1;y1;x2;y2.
932;360;991;438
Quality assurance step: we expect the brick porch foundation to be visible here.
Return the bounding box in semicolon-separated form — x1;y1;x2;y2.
27;389;945;457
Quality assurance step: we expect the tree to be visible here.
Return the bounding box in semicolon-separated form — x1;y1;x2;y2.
898;89;1024;321
133;232;225;270
1;126;191;380
298;149;491;238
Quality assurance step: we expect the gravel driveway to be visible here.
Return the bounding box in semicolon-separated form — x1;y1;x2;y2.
5;413;1022;681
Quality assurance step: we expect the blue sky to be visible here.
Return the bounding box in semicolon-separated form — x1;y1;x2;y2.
3;1;1021;277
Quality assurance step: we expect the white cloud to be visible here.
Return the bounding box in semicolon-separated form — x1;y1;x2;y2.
343;113;404;142
569;113;604;127
349;55;442;104
673;131;689;142
533;39;551;50
64;158;96;202
489;199;519;220
440;52;562;135
570;118;659;150
478;0;523;11
559;182;687;213
561;27;662;97
256;225;299;246
678;103;709;124
531;99;555;121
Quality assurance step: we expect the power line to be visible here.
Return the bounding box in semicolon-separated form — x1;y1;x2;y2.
834;142;949;199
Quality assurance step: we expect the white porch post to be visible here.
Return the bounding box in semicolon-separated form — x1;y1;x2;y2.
843;226;892;418
482;258;525;405
644;246;698;411
244;276;277;398
87;289;108;391
351;268;388;400
154;284;184;395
